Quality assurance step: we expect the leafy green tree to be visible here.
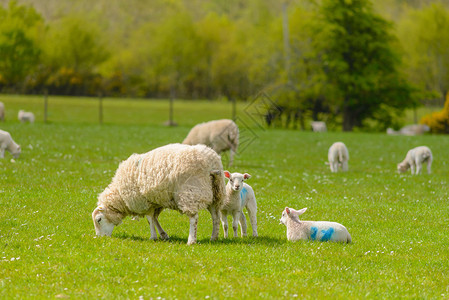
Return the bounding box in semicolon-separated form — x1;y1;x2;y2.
397;3;449;103
312;0;415;131
0;1;43;91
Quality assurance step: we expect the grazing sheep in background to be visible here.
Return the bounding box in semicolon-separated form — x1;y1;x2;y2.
280;207;351;243
387;124;430;136
0;129;21;159
220;171;257;238
92;143;226;245
183;119;239;166
18;110;35;123
328;142;349;172
0;102;4;121
397;146;433;175
311;121;327;132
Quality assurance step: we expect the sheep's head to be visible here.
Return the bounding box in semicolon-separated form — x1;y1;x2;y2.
92;206;116;236
224;171;250;191
397;162;409;173
12;145;21;159
280;207;307;225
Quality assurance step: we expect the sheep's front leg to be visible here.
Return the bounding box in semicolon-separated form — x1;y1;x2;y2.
410;163;415;175
187;213;199;245
232;211;241;237
427;159;432;174
146;215;158;240
208;204;220;241
220;211;229;238
0;147;5;159
229;148;236;167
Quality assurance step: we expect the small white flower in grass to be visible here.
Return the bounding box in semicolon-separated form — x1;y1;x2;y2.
10;159;15;163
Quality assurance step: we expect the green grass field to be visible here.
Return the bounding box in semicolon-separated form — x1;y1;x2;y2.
1;95;448;299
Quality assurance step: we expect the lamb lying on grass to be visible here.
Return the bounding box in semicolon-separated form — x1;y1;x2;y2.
280;207;351;243
92;143;225;245
183;119;239;166
18;110;35;123
0;129;21;159
220;171;257;238
397;146;433;175
328;142;349;172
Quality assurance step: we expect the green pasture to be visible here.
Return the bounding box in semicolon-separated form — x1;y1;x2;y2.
1;95;448;299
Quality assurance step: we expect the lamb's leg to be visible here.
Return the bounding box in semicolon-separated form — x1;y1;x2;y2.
410;163;415;175
239;212;248;237
332;162;339;172
0;147;5;159
220;211;229;238
341;161;349;172
232;211;240;237
208;204;220;241
427;159;432;174
245;199;258;237
187;213;199;245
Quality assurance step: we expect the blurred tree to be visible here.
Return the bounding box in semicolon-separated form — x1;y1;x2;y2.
312;0;416;131
0;0;43;91
397;3;449;104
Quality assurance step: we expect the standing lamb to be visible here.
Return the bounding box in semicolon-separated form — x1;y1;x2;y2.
328;142;349;172
220;171;257;238
92;143;226;245
182;119;239;166
280;207;351;243
0;102;4;121
18;110;35;123
311;121;327;132
397;146;433;175
0;129;21;159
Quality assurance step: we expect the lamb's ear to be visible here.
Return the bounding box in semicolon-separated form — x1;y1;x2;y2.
285;207;291;215
224;171;231;179
296;208;307;216
243;173;251;180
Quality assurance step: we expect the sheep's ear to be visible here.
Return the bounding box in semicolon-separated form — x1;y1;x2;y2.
243;173;251;180
224;171;231;179
285;207;291;215
296;208;307;216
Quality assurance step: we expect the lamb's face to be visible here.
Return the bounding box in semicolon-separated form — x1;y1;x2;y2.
92;207;115;236
280;209;289;225
12;146;21;159
224;171;251;192
397;162;409;173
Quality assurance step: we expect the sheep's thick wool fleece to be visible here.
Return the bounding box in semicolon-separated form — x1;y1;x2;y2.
98;143;225;217
183;119;239;150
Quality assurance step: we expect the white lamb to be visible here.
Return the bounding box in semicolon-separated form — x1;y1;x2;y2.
220;171;257;238
0;102;4;121
183;119;239;166
280;207;351;243
397;146;433;175
0;129;21;159
92;143;226;245
18;110;35;123
328;142;349;172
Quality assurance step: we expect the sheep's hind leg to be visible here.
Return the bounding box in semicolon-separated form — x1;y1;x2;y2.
239;212;248;237
208;204;220;241
153;207;169;240
246;200;258;237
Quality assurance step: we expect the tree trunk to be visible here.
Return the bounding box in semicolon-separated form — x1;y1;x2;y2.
342;106;354;132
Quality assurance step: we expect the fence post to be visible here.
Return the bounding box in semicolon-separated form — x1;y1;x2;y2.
44;89;48;123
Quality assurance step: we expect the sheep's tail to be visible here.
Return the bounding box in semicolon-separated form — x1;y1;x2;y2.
210;170;225;209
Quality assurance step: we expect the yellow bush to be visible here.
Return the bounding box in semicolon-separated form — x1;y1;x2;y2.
421;93;449;133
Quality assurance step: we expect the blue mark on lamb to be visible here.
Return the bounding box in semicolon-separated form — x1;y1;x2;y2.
240;187;247;205
310;226;334;241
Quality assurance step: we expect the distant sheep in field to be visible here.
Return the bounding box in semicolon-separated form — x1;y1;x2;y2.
397;146;433;175
0;102;4;121
220;171;257;238
328;142;349;172
0;129;21;159
311;121;327;132
183;119;239;166
92;143;226;245
387;124;430;136
18;110;35;123
280;207;351;243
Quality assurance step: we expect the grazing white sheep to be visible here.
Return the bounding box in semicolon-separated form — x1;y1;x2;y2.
92;143;226;245
397;146;433;175
183;119;239;166
0;102;4;121
220;171;257;238
311;121;327;132
18;110;35;123
0;129;21;159
328;142;349;172
280;207;351;243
